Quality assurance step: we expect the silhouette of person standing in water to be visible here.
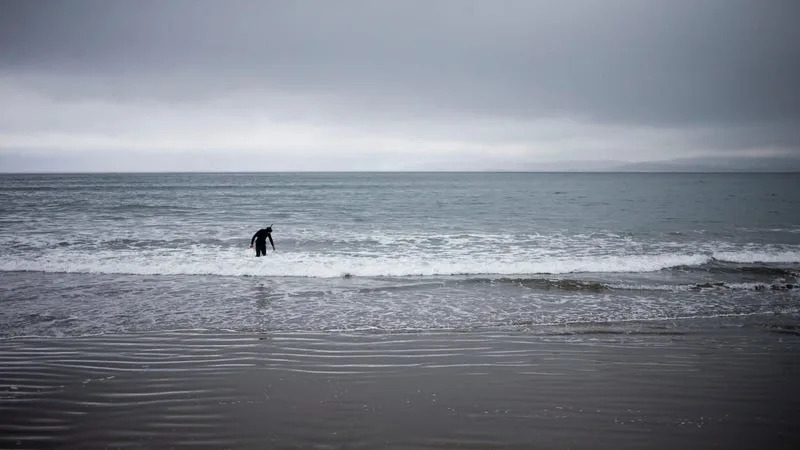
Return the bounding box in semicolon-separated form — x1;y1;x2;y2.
250;225;275;257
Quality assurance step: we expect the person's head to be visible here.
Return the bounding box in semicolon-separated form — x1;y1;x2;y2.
266;224;273;233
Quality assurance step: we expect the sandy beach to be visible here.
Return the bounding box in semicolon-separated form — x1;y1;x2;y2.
2;317;798;449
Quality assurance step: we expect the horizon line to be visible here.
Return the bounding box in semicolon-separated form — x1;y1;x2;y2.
2;169;800;175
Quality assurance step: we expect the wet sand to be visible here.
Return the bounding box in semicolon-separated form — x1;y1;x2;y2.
2;321;799;449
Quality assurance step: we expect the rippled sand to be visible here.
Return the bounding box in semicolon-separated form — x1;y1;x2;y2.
2;323;799;449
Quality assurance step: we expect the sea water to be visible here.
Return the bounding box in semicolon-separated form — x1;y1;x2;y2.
1;172;798;337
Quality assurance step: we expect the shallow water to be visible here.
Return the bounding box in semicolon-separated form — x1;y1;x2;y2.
1;269;799;338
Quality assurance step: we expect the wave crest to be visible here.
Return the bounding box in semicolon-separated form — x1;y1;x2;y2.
2;246;798;278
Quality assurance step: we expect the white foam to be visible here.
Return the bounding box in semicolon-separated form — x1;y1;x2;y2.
0;247;715;278
3;230;798;278
713;250;800;264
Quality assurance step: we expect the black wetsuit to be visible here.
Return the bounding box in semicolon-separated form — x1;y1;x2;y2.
251;228;274;257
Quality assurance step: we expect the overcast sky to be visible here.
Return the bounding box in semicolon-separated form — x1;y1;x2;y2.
1;0;799;171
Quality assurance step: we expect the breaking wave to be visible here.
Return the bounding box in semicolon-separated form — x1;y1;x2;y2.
1;247;798;278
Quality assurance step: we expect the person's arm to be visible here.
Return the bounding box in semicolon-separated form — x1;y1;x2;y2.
250;231;258;247
268;233;275;251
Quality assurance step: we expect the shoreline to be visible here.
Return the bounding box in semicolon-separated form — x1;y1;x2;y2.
2;323;798;449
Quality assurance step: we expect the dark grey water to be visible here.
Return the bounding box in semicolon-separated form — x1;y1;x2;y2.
1;172;799;336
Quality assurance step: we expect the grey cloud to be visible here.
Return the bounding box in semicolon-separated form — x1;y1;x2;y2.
3;0;799;126
1;0;799;171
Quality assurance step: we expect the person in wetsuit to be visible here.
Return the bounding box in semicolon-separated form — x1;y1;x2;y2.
250;225;275;257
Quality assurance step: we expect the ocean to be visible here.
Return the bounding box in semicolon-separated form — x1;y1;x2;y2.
1;172;799;448
2;172;798;336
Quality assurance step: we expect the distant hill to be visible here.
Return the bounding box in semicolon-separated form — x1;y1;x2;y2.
611;155;800;172
507;155;800;172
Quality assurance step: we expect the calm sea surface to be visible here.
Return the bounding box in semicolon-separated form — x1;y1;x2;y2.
1;172;799;336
